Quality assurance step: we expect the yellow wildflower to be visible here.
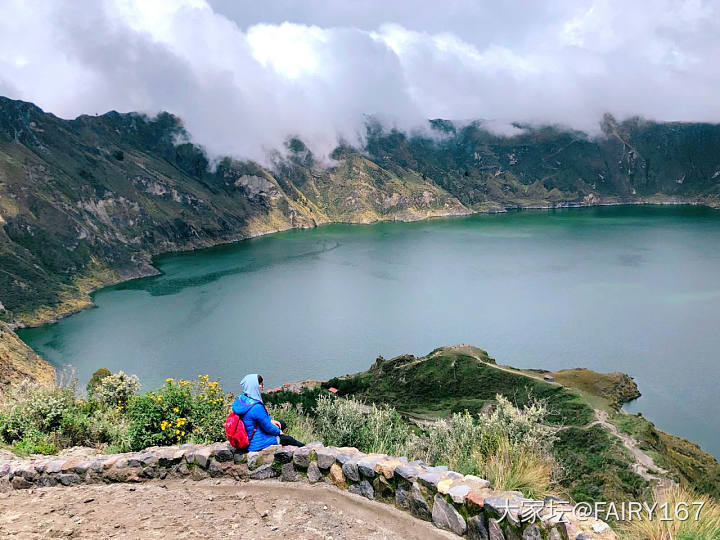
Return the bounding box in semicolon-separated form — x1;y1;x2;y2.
157;396;163;402
173;407;179;413
165;378;174;383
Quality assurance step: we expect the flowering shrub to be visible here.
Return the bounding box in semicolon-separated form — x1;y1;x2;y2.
125;375;230;451
93;371;140;408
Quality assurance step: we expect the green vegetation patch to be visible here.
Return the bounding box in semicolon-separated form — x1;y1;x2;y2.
325;348;594;426
554;425;649;504
613;412;720;498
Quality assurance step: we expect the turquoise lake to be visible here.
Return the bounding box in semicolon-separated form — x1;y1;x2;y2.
19;206;720;458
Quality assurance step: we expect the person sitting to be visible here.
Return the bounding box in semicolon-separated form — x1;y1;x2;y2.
232;373;304;451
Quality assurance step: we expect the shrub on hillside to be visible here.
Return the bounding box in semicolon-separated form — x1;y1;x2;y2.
404;394;557;498
0;382;130;454
93;371;140;408
125;375;229;451
313;394;411;455
267;402;319;443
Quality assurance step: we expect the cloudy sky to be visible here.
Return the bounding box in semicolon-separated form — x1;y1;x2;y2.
1;0;719;159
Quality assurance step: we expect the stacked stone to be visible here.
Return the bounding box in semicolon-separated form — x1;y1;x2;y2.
0;445;612;539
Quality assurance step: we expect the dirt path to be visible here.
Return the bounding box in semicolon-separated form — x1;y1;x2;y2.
589;409;673;487
0;478;456;539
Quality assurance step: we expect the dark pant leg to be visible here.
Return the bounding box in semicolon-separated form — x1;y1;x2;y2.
279;433;304;447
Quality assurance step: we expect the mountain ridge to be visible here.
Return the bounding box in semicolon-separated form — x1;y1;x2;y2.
0;95;719;385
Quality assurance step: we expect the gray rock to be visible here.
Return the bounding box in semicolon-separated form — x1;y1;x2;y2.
357;458;383;479
448;484;471;504
522;525;542;540
349;480;374;500
274;446;297;464
335;452;358;466
70;461;91;475
307;462;322;484
576;535;592;540
394;464;424;482
214;445;234;463
59;473;81;486
233;450;247;464
341;460;360;482
467;514;490;540
431;494;467;536
129;452;158;468
409;482;432;521
484;496;511;518
249;464;278;480
293;446;313;468
45;460;65;474
37;476;58;488
281;462;298;482
547;529;562;540
192;448;212;468
418;470;443;491
488;518;506;540
395;484;410;509
315;448;337;470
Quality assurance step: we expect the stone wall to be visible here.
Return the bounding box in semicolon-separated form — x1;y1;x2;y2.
0;443;614;540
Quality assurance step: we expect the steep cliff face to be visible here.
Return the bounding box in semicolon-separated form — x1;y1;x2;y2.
0;322;54;393
1;96;720;387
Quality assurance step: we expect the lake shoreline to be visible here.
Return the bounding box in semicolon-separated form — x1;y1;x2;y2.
10;195;719;332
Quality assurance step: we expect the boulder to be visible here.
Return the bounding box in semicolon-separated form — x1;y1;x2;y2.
307;462;322;484
374;458;404;479
488;518;506;540
341;459;361;483
315;447;338;470
348;480;374;500
292;446;313;468
522;525;542;540
249;464;278;480
467;514;490;540
431;494;467;536
274;446;297;464
408;482;432;521
329;463;346;488
10;476;33;490
281;462;299;482
395;483;410;509
448;483;471;504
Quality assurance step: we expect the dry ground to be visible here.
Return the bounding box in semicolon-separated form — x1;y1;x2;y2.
0;478;456;539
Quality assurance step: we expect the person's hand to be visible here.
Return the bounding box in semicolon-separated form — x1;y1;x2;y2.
271;419;281;429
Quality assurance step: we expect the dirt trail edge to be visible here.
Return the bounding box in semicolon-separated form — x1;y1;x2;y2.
590;409;674;487
0;477;457;539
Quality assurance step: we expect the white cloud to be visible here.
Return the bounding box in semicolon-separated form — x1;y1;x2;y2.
0;0;719;161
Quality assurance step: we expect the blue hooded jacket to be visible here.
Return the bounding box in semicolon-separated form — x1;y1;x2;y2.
231;374;280;451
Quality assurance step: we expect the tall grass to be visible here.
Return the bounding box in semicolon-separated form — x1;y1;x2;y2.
617;485;720;540
313;394;412;455
267;402;319;443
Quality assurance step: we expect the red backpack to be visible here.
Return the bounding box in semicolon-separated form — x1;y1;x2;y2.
224;403;260;450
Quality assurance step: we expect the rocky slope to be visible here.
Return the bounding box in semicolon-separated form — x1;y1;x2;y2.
0;322;54;394
1;95;720;385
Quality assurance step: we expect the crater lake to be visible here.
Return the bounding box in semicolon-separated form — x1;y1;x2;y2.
19;205;720;458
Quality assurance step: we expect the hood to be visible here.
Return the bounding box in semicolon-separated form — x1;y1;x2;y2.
240;373;262;402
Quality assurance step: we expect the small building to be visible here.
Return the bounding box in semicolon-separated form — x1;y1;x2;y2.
543;374;555;382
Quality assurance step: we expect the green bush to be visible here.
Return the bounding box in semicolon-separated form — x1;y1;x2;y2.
87;367;111;397
93;371;140;408
313;394;412;455
125;375;229;451
267;402;319;443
